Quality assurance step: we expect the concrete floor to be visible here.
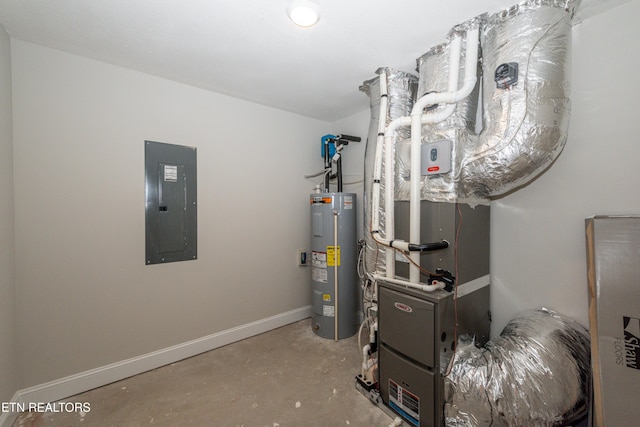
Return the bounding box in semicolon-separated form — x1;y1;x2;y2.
12;318;394;427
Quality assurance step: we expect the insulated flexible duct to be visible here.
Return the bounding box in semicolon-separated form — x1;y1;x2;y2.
444;308;590;426
397;0;577;205
360;69;417;277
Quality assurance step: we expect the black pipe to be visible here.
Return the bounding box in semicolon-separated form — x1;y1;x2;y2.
336;134;361;143
337;154;343;192
323;140;331;192
407;240;449;252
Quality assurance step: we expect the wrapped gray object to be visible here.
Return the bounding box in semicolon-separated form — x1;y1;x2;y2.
411;0;577;206
444;308;590;426
360;68;417;276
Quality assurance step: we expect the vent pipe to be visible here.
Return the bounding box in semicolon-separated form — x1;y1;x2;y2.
360;69;417;278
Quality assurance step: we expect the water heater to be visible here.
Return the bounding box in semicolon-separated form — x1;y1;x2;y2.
310;192;358;340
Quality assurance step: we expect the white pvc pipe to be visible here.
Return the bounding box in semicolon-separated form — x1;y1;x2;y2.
373;72;388;185
370;319;377;343
408;28;479;283
361;344;371;377
382;80;395;280
371;117;408;238
368;73;390;306
374;34;466;253
384;116;409;278
374;37;463;273
371;72;389;283
373;273;445;293
409;113;423;282
369;27;479;289
411;29;479;114
448;35;462;95
333;210;339;341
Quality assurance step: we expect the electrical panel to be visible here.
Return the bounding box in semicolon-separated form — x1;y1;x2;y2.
145;140;197;265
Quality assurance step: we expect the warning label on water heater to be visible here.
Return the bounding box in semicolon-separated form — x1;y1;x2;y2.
312;267;327;283
312;251;327;268
344;195;353;210
327;246;340;266
323;305;335;317
311;251;327;283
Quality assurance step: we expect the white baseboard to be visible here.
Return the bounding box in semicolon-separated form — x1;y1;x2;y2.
0;392;19;427
1;306;311;426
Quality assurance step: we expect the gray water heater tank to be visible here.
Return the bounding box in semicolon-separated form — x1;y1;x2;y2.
310;192;358;340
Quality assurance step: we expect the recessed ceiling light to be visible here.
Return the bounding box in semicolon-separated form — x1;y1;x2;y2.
287;0;321;28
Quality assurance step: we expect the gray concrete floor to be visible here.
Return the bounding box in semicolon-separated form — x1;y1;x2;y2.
13;319;394;427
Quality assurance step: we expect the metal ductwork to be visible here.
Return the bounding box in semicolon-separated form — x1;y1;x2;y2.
444;308;590;426
395;0;577;206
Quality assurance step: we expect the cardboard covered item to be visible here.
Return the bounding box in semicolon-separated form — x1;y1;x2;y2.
585;215;640;427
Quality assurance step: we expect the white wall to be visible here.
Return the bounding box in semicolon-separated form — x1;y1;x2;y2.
491;0;640;335
0;25;17;403
11;40;328;388
338;1;640;338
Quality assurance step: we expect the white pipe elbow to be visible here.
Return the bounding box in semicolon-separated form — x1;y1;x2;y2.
362;344;371;359
369;321;377;343
361;344;371;375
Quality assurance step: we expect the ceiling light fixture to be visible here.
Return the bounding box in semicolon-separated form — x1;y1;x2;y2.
286;0;321;28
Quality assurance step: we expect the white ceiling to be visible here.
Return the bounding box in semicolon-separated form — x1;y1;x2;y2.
0;0;628;121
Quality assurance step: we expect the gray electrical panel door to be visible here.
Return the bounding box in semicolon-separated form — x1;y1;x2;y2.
145;140;197;264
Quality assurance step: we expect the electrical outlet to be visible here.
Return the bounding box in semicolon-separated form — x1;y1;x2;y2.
297;249;308;266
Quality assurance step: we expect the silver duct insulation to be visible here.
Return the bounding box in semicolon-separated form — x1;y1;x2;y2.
444;308;590;426
457;0;575;202
395;0;577;205
396;17;482;201
360;68;417;276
